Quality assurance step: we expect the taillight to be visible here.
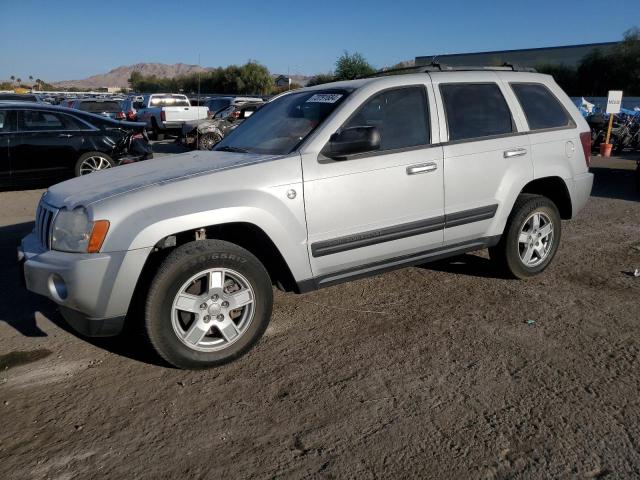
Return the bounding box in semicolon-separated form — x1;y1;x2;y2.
132;132;144;140
207;110;214;119
232;110;241;119
160;111;166;122
116;111;126;120
127;110;136;120
579;131;591;167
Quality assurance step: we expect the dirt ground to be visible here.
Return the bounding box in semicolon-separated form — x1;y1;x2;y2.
0;152;639;479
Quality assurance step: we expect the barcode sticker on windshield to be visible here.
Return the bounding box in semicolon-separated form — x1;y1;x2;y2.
306;94;343;104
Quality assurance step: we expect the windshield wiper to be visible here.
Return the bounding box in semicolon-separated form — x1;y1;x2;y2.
216;146;249;153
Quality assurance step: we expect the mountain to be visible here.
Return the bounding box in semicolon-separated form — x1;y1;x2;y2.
53;63;210;89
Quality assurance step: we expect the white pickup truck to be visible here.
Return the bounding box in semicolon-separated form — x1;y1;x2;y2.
135;94;208;140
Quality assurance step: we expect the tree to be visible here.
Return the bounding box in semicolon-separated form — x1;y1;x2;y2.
10;75;15;85
307;73;335;86
334;51;375;80
16;78;22;85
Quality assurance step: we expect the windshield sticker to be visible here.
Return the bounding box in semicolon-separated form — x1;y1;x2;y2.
306;93;343;104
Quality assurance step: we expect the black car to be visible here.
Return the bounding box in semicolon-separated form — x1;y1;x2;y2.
0;103;153;187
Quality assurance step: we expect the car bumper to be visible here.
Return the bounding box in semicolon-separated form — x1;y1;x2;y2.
19;232;152;337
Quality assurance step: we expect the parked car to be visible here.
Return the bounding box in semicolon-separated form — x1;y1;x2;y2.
69;99;126;120
181;101;264;150
204;96;262;118
19;67;593;369
0;103;152;187
121;96;144;121
0;93;41;102
135;94;209;140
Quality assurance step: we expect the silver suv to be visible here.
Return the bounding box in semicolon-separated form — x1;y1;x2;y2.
19;67;593;369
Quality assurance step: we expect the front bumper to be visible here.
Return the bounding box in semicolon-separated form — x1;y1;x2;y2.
19;232;152;337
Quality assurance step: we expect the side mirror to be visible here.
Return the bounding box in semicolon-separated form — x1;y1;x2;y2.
326;126;380;159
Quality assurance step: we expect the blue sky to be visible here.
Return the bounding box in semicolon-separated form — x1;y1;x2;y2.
0;0;637;81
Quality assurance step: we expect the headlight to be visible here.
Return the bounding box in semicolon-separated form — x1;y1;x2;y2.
51;207;110;253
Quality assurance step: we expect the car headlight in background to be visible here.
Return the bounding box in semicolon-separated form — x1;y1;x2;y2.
51;207;110;253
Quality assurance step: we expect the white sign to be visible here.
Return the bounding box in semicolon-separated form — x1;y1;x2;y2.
606;90;623;114
306;93;343;104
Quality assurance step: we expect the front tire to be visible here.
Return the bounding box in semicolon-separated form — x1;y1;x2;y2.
145;240;273;369
197;132;222;150
489;194;561;279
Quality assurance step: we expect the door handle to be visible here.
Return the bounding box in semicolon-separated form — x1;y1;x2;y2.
406;162;438;175
58;133;73;138
503;148;527;158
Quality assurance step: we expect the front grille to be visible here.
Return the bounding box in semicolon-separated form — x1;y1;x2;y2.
35;201;58;249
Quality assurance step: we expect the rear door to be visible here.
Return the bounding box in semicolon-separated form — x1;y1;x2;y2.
0;109;15;185
432;73;533;245
11;109;90;181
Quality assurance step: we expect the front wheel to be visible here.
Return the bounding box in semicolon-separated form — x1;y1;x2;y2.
489;194;561;279
145;240;273;369
197;132;222;150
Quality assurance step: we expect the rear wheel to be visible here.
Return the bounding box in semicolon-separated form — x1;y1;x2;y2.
145;240;273;369
197;132;222;150
75;152;115;176
489;194;561;279
150;119;164;141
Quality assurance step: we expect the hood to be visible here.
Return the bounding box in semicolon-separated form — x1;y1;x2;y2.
44;150;284;209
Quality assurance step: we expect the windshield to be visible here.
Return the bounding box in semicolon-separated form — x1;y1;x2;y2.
214;89;350;155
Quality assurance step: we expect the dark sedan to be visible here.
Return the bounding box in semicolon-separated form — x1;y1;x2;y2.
0;103;153;187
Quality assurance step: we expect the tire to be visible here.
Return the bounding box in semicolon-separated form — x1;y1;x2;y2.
74;152;115;176
150;119;164;141
489;194;561;279
145;240;273;369
197;132;222;150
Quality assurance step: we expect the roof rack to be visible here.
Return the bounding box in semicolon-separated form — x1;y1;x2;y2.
360;61;537;79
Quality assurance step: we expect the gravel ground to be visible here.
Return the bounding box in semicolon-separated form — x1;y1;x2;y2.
0;150;639;479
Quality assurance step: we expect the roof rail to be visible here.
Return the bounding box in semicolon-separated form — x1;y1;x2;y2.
360;62;537;79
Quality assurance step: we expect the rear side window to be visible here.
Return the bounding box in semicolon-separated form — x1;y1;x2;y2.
19;110;84;131
511;83;572;130
440;83;514;142
344;86;430;151
0;110;16;132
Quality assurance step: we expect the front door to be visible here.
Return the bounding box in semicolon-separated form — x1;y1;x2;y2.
303;84;445;281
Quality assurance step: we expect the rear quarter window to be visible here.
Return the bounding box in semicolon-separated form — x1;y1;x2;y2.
440;83;514;142
511;83;573;131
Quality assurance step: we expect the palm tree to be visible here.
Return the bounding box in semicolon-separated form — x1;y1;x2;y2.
10;75;15;85
16;77;22;86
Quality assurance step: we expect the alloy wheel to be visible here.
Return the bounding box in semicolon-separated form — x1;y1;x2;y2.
517;212;554;267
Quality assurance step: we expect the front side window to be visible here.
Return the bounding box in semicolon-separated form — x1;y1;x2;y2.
441;83;514;141
215;89;350;155
511;83;573;130
342;86;430;151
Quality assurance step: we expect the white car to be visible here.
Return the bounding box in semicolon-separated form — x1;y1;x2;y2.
20;66;593;369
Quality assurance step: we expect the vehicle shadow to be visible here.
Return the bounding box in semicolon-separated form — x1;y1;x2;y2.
0;221;166;366
590;153;640;201
0;221;52;337
150;139;190;156
417;253;510;279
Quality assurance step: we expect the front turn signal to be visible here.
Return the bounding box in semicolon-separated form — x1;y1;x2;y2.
87;220;110;253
